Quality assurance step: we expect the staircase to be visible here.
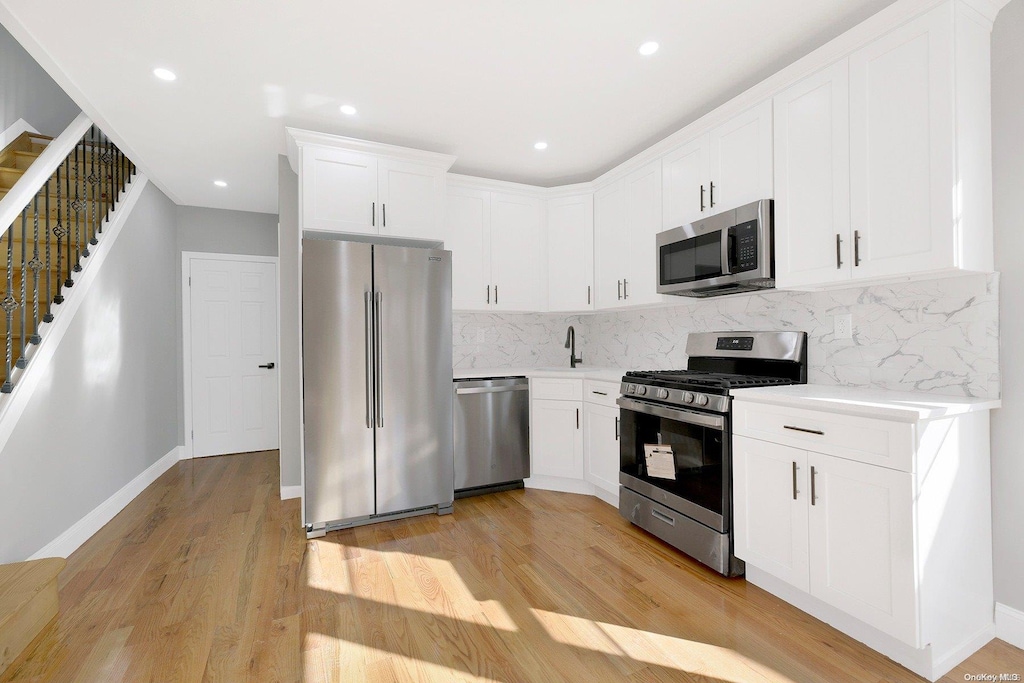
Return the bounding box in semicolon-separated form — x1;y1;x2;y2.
0;118;135;393
0;558;64;676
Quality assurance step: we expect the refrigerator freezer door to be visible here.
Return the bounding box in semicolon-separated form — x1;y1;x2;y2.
302;239;376;525
373;244;454;515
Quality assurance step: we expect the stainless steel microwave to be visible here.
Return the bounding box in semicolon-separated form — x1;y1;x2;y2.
656;199;774;298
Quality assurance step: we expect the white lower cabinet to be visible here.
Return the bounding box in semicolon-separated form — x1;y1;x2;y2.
530;398;583;480
583;383;621;498
733;392;996;682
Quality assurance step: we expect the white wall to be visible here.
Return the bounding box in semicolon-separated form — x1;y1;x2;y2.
990;0;1024;617
277;156;300;488
0;182;180;562
0;22;78;136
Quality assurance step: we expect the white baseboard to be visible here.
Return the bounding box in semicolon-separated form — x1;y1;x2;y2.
280;485;302;500
29;445;182;560
996;603;1024;650
0;118;38;149
525;475;596;496
592;485;619;509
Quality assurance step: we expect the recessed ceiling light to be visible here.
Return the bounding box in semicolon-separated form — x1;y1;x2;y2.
213;180;227;188
534;141;548;150
638;41;660;56
340;104;357;116
153;68;177;81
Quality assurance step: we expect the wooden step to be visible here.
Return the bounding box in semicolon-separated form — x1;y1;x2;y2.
0;558;65;675
0;168;25;192
11;151;41;172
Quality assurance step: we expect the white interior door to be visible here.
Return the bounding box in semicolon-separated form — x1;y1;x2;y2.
189;257;279;457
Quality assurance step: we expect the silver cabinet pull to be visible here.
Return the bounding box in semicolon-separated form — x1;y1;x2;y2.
486;284;490;304
836;234;843;269
375;290;383;428
623;279;629;299
382;203;386;228
810;466;818;505
710;181;716;208
587;285;591;305
784;425;824;436
576;407;580;429
372;202;375;227
495;285;498;305
854;230;862;266
617;280;622;300
615;416;620;440
651;509;675;526
364;291;374;428
700;184;706;212
792;461;798;500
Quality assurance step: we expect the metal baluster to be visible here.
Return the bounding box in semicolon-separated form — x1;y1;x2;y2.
83;128;93;255
1;212;18;392
89;126;98;247
28;191;42;346
102;132;112;228
16;205;27;368
74;138;83;272
44;177;54;322
64;154;74;289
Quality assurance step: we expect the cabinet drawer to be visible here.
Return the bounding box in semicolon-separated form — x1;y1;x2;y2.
733;401;915;472
531;378;583;401
584;380;620;408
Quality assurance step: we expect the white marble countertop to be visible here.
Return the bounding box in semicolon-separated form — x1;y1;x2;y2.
453;366;626;383
732;384;1001;422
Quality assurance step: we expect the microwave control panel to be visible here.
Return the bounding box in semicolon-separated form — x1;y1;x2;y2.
731;220;759;273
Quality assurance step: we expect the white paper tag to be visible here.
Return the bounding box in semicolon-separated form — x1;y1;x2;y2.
644;444;676;480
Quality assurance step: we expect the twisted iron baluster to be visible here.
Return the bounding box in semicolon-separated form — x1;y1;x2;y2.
73;139;83;273
89;126;98;248
83;127;93;256
1;212;17;392
101;132;112;229
61;155;72;293
44;176;54;322
28;191;42;347
17;202;28;368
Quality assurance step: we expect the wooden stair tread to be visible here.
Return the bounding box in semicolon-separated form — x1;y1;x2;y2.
0;559;64;629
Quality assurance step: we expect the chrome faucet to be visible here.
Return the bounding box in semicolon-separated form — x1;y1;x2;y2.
564;326;583;368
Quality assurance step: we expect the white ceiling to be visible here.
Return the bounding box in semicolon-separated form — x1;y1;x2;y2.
2;0;896;214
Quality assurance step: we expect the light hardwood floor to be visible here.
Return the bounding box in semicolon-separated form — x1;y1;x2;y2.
2;451;1021;682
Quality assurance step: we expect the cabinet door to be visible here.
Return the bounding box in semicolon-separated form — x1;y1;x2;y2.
624;160;664;306
807;452;918;646
301;147;377;234
593;180;629;310
774;61;852;289
547;194;594;312
490;192;545;311
531;399;584;479
662;135;711;229
733;436;810;591
708;100;774;212
849;5;954;281
583;403;620;495
377;159;445;241
445;186;491;310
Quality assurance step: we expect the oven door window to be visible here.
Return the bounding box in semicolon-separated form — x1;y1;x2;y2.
660;231;723;285
620;409;725;518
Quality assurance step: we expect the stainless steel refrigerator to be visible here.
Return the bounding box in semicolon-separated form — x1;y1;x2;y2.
301;237;454;537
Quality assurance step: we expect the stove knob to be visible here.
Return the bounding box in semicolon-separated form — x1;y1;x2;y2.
626;384;635;394
683;392;695;404
636;386;647;396
695;394;709;407
657;388;669;400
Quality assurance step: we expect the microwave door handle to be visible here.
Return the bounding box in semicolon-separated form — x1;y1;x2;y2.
720;229;732;276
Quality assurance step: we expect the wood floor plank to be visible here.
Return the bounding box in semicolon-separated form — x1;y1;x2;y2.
2;451;1021;682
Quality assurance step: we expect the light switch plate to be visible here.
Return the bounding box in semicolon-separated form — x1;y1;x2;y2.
834;313;853;340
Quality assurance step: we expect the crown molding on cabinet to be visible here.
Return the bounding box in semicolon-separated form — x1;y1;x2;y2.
285;127;457;175
447;173;594;198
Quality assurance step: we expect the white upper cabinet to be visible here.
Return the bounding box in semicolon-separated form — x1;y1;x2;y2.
490;192;544;311
302;147;378;234
377;159;446;241
445;185;491;310
593;181;629;309
849;4;955;281
774;60;852;288
624;161;664;306
662;137;710;229
708;100;774;212
287;128;455;240
547;193;594;312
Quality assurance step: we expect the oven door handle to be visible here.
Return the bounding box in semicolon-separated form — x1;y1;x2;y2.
616;397;725;431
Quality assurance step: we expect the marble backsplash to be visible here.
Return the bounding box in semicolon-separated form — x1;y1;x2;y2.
453;273;999;399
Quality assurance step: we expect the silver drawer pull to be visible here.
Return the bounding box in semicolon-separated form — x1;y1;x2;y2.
651;509;675;526
784;425;825;436
592;391;608;396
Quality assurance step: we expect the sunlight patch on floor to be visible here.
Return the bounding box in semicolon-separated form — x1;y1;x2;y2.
303;640;496;682
530;608;801;683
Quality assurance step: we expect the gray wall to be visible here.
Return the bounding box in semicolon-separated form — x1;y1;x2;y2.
0;22;79;136
278;156;301;488
990;0;1024;616
174;205;280;445
0;182;180;562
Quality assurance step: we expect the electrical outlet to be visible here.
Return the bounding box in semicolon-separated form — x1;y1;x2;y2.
834;313;853;340
476;329;486;343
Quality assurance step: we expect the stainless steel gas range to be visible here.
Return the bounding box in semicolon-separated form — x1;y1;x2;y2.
616;331;808;577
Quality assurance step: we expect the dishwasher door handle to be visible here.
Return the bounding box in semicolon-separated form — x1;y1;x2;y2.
455;385;530;395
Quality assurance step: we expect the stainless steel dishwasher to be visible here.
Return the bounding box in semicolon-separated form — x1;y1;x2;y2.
453;377;530;497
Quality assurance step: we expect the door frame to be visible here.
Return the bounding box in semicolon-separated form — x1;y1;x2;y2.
182;251;281;460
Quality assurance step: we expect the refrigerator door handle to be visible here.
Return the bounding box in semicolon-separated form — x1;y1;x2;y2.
375;290;384;428
364;291;374;429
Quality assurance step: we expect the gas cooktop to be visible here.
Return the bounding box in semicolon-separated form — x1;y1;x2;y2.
625;370;796;391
